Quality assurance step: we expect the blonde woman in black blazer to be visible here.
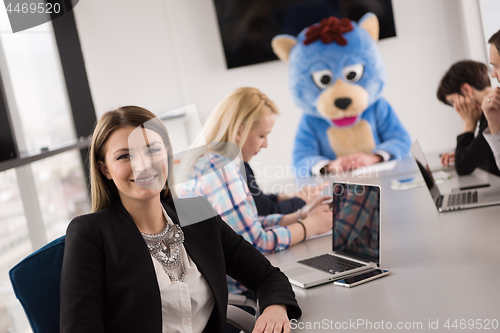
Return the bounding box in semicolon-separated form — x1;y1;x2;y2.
60;106;301;333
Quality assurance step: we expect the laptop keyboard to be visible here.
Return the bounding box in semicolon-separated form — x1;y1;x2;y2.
447;191;478;207
298;254;364;274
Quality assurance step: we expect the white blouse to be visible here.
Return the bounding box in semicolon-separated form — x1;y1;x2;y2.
150;209;215;333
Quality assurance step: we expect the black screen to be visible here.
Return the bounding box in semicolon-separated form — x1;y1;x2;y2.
213;0;397;69
410;141;442;207
341;268;385;284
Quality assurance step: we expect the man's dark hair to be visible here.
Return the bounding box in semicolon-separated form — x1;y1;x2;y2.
437;60;490;106
488;29;500;54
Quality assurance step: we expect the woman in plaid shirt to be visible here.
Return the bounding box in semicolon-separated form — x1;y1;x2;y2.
177;87;332;297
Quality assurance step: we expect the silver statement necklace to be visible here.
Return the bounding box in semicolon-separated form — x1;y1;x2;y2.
141;206;186;282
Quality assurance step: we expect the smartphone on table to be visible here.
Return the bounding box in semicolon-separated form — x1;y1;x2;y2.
334;269;392;288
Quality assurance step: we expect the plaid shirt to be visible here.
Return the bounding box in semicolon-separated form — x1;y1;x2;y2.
177;152;290;294
332;185;379;260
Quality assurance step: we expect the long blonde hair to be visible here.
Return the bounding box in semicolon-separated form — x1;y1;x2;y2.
89;106;175;212
195;87;279;148
178;87;279;183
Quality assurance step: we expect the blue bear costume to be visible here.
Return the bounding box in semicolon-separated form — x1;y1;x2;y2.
272;13;411;176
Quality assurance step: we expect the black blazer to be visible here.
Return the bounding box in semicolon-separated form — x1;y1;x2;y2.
60;196;301;333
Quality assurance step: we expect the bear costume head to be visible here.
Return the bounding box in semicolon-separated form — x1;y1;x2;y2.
272;13;384;129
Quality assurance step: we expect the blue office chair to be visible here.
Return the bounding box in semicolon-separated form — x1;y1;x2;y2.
9;235;255;333
9;236;65;333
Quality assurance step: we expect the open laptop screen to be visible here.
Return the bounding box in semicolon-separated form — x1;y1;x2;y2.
410;140;442;206
331;183;380;265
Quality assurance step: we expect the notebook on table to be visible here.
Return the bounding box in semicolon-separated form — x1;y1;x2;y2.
281;182;381;288
410;140;500;212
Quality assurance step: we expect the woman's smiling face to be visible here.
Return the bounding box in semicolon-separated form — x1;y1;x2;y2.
99;126;168;204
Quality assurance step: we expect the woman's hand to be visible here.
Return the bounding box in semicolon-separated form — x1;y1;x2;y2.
302;205;333;237
301;195;332;218
252;304;290;333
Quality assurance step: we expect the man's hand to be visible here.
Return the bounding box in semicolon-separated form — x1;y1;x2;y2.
482;87;500;135
440;152;455;167
452;94;482;133
326;153;382;173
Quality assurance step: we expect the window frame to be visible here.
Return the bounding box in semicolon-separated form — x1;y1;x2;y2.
0;8;95;185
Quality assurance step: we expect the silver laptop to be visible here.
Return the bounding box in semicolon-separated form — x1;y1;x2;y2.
281;182;380;288
411;140;500;212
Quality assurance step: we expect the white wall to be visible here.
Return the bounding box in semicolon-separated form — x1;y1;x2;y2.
73;0;186;117
379;0;466;152
461;0;488;62
479;0;500;62
74;0;482;179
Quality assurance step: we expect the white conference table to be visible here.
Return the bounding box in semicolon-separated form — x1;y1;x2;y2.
266;155;500;332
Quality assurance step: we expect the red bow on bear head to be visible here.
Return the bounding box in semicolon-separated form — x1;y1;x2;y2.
304;17;353;46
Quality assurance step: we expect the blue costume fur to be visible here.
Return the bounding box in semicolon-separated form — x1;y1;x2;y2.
272;13;411;176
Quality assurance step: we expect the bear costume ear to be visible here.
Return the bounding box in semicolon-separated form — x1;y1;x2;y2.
272;35;297;62
359;13;379;42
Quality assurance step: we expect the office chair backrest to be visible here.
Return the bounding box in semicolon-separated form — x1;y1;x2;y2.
9;236;65;333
